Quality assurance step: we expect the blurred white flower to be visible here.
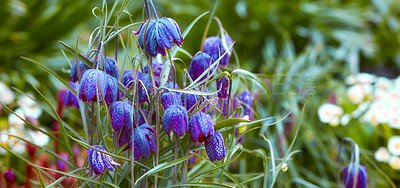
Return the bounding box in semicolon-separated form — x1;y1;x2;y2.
28;129;49;147
374;147;390;162
388;136;400;155
345;75;358;85
357;73;375;85
376;77;392;91
17;94;36;108
23;104;43;120
347;85;365;104
389;156;400;170
389;113;400;129
318;103;343;126
8;108;26;127
0;82;15;105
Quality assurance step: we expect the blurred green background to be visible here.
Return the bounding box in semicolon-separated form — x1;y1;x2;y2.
1;0;400;187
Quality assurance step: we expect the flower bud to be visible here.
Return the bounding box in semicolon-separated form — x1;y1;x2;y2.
204;131;225;162
57;152;68;171
189;112;214;142
342;164;368;188
237;90;254;120
163;105;188;136
138;74;152;104
102;57;119;79
217;76;230;99
64;81;79;109
188;52;214;82
122;69;141;88
3;168;16;186
88;145;121;175
203;34;233;67
70;54;92;82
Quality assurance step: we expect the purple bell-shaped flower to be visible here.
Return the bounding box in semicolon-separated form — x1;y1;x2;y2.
182;93;199;113
189;112;214;142
188;52;214;82
136;17;183;57
109;101;133;131
116;126;131;150
204;131;226;162
138;73;153;104
161;92;181;110
78;69;119;105
101;57;119;79
129;123;156;160
144;61;164;79
70;54;93;82
64;81;79;109
237;90;254;120
88;145;121;175
217;76;230;99
342;164;368;188
121;69;141;88
203;34;233;67
3;168;16;186
57;152;68;171
163;105;188;136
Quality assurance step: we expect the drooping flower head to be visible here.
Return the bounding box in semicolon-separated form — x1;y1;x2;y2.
88;145;121;175
101;57;119;79
70;54;93;82
144;61;164;79
181;92;200;113
109;101;133;131
161;92;181;110
136;17;183;57
116;126;131;150
188;52;214;82
217;76;230;99
163;105;188;136
203;34;233;67
342;164;368;188
189;112;214;142
57;152;68;171
64;81;79;109
237;90;254;120
129;123;156;160
138;73;153;104
78;69;119;105
3;168;16;186
122;69;141;89
204;131;226;162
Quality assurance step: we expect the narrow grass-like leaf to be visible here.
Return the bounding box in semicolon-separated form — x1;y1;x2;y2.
135;153;195;185
21;56;75;94
170;11;209;57
171;183;235;188
58;41;94;68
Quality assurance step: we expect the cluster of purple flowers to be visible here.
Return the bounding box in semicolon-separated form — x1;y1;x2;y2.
66;14;254;175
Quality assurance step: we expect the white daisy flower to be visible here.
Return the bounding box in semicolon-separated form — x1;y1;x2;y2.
374;147;390;162
389;156;400;170
347;85;365;104
318;103;343;126
388;136;400;155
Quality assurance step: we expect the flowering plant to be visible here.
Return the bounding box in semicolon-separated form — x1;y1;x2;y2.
0;0;293;187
